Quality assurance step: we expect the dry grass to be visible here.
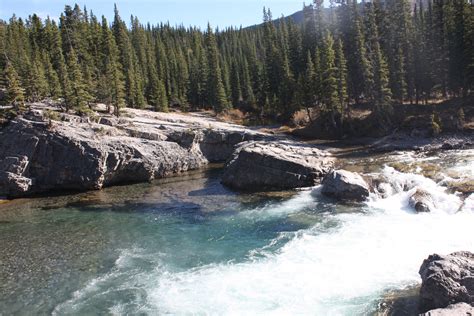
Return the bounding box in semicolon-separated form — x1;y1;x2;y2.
291;110;310;127
216;109;246;125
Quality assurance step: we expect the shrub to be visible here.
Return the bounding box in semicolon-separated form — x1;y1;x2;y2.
44;109;60;121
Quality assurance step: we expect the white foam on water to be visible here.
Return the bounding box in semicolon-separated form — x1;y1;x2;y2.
368;166;464;214
462;194;474;212
55;165;473;316
146;210;474;315
52;247;165;315
144;170;473;315
236;188;317;219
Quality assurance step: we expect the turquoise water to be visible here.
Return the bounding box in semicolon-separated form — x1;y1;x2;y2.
0;151;473;315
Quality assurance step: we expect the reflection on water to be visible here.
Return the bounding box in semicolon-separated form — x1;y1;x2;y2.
0;150;472;315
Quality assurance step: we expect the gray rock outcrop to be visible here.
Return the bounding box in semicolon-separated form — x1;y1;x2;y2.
409;189;435;213
221;141;334;191
0;107;271;198
321;170;370;202
420;302;474;316
419;252;474;313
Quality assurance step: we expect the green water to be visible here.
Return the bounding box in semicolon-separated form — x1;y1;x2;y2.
0;150;473;315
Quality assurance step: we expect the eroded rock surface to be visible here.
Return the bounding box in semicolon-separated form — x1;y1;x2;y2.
0;106;271;198
321;170;370;202
221;141;334;191
419;251;474;313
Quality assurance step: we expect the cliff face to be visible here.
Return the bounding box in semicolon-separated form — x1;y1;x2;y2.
0;106;270;198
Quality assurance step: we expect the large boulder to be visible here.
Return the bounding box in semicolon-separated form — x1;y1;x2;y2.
409;189;435;213
420;302;474;316
221;141;334;191
419;252;474;313
321;170;370;202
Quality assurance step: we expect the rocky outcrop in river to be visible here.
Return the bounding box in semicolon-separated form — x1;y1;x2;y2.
221;141;334;191
419;251;474;313
409;189;435;213
321;170;371;202
0;106;270;198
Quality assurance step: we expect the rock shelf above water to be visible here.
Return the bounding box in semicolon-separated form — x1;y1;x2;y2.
0;106;272;198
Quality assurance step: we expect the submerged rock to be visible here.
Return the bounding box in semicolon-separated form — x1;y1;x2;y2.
419;251;474;313
321;170;370;202
409;189;435;213
420;302;474;316
221;141;334;191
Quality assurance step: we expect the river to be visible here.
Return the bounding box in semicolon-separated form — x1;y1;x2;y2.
0;149;473;315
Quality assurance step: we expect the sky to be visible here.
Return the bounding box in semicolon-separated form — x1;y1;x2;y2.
0;0;309;29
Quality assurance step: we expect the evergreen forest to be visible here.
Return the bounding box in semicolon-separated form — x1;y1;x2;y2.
0;0;473;132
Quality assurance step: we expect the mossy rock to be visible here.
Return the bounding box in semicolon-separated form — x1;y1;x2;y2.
446;180;474;195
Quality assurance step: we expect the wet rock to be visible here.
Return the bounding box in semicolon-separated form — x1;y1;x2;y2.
377;285;420;316
321;170;370;202
419;251;474;313
409;189;435;213
222;141;334;191
420;302;474;316
365;174;393;198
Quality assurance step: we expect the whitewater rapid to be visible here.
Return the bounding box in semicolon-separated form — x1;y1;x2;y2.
54;165;474;315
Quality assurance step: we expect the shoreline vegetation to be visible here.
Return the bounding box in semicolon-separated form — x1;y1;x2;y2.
0;0;472;137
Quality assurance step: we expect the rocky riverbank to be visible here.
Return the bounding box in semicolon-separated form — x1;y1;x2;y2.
0;105;273;198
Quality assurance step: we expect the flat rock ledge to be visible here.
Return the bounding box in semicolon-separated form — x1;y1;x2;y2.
221;141;334;191
419;251;474;313
321;170;370;202
0;107;271;198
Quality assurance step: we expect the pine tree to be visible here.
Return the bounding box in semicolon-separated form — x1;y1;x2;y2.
313;47;323;109
366;3;393;123
99;16;125;116
4;62;26;114
465;0;474;94
321;33;342;117
302;51;316;115
113;5;145;108
66;48;91;114
230;60;242;107
43;53;61;99
148;56;168;112
288;19;303;77
25;53;49;101
205;24;229;112
431;0;450;97
241;58;256;108
335;38;348;117
343;0;371;103
385;0;413;103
